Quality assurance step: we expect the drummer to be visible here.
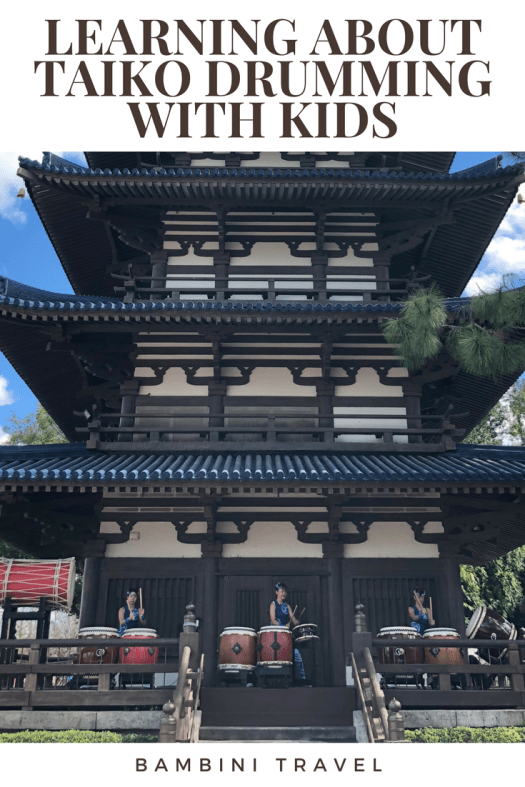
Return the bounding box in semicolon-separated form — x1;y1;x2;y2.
408;587;435;635
118;590;147;636
270;582;306;682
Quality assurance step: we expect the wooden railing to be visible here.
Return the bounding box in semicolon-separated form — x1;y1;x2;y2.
351;604;525;711
79;411;459;453
113;272;430;305
0;636;180;709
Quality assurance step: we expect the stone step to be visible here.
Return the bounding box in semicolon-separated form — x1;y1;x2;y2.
199;726;357;742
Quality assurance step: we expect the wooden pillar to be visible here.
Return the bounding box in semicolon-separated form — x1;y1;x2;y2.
444;557;465;635
316;381;335;444
118;379;139;442
78;539;106;629
403;380;422;444
323;544;347;686
201;556;220;686
208;382;227;442
213;252;230;301
373;252;391;300
151;250;168;299
312;253;328;301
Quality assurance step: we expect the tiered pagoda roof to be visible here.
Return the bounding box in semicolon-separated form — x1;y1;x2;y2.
17;153;523;298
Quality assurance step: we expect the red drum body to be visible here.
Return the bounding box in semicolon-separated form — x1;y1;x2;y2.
119;629;159;665
0;558;76;610
293;623;319;645
376;627;423;665
257;626;293;666
424;628;463;666
466;606;517;659
218;627;257;672
78;627;119;666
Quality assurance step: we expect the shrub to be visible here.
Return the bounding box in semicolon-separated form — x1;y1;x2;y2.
405;726;525;743
0;730;158;743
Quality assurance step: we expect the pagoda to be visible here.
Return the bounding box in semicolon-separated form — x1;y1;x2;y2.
0;150;524;700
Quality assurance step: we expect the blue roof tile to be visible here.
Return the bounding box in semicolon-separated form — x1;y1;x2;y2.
18;153;517;182
0;276;472;317
0;443;524;484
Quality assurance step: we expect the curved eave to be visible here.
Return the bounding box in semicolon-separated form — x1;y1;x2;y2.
84;151;456;176
17;158;522;300
1;443;524;485
21;177;137;297
0;318;90;441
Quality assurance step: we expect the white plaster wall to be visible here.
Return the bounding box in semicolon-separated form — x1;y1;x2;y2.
333;406;408;444
343;521;441;558
138;367;207;397
333;366;405;395
229;366;316;397
220;521;324;558
100;521;204;558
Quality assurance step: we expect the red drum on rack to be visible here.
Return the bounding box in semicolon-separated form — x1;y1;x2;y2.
466;606;517;660
0;557;76;610
218;627;257;672
119;629;159;665
293;623;319;645
257;626;293;666
376;627;423;666
78;627;119;666
423;628;463;666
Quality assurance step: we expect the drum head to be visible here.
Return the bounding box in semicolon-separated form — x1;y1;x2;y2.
259;626;288;633
121;628;158;639
377;627;421;637
466;606;486;639
423;628;460;639
221;627;256;636
79;627;119;637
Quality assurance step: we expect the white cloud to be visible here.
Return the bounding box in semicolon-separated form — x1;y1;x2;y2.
0;375;14;408
0;151;87;225
464;184;525;295
0;426;10;445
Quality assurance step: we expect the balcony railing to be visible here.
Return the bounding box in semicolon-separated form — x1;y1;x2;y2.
112;272;430;305
78;411;459;452
0;637;180;709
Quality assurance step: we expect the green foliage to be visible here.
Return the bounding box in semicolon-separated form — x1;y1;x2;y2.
3;404;67;445
0;730;158;743
383;285;446;369
462;401;506;445
405;726;525;742
509;379;525;444
382;281;525;378
460;549;525;621
0;539;32;559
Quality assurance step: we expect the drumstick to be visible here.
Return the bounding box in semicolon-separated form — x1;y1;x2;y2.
139;588;143;612
429;597;434;624
291;605;297;619
298;607;305;620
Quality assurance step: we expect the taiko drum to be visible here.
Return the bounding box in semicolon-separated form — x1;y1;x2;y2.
466;606;517;660
218;627;257;672
78;627;120;666
423;628;463;666
0;557;76;610
376;627;423;666
119;628;159;665
257;625;293;666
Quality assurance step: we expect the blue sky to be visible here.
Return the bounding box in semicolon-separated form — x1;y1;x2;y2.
0;151;524;438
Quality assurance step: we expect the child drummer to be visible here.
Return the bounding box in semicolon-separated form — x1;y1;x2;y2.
118;589;147;636
270;582;307;682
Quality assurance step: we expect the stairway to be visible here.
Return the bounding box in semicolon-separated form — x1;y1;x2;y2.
199;687;356;742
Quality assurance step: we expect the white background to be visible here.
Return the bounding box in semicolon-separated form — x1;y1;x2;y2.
1;0;524;150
